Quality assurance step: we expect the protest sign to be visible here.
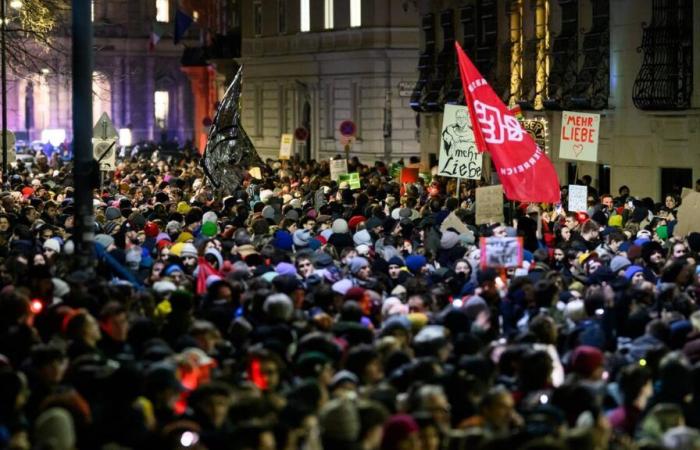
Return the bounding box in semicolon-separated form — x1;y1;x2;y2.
400;167;419;183
437;104;482;179
330;158;348;181
339;172;361;190
480;237;523;269
568;185;588;212
674;191;700;238
559;111;600;162
475;185;504;225
440;211;471;235
248;167;262;179
279;134;294;160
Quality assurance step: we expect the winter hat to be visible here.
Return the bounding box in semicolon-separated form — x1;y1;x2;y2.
94;234;115;249
204;248;223;269
202;211;218;224
275;262;298;277
330;370;359;390
34;407;76;450
176;202;191;215
52;278;70;299
285;209;300;221
153;280;177;297
143;221;159;238
43;238;61;253
332;218;349;234
200;221;217;237
319;397;361;443
387;256;404;267
263;293;294;322
293;229;312;248
405;255;427;274
262;205;276;221
332;279;353;296
272;230;294;251
610;256;632;274
440;230;460;250
259;189;274;203
348;215;367;232
166;220;182;235
180;243;198;259
105;206;122;221
624;265;644;280
381;414;419;450
349;256;369;275
570;345;604;377
353;229;372;246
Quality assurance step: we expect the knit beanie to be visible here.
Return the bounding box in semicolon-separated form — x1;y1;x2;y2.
201;221;217;237
272;230;294;251
353;229;372;246
180;243;198;259
293;229;312;248
34;407;76;450
624;265;644;280
319;397;361;443
349;256;369;275
332;218;349;234
405;255;427;274
263;293;294;322
381;414;419;450
105;206;122;221
440;230;460;250
610;255;631;274
570;345;604;377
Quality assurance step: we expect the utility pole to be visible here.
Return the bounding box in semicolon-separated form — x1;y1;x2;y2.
1;0;7;180
72;0;95;265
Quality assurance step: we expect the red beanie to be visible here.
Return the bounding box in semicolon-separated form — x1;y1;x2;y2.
381;414;419;450
348;215;366;232
571;345;604;377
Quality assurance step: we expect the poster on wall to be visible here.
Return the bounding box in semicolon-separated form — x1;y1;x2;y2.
437;104;483;179
559;111;600;162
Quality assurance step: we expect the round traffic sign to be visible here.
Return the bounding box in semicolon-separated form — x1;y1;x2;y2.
294;127;309;142
339;120;356;137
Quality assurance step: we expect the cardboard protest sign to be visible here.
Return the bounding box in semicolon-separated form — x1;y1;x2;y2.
480;237;523;269
681;187;693;199
400;167;419;183
440;211;470;235
248;167;262;179
475;185;504;224
279;134;294;160
339;172;361;190
674;191;700;238
330;158;348;181
559;111;600;162
568;185;588;212
438;104;483;179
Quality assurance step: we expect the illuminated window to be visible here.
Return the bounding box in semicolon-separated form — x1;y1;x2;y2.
253;2;262;36
92;71;112;121
154;91;169;129
300;0;310;32
156;0;169;23
91;0;95;21
324;0;334;29
350;0;361;27
33;74;50;131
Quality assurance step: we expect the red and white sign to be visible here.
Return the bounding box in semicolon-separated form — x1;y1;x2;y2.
294;127;309;142
559;111;600;163
339;120;357;137
455;42;560;203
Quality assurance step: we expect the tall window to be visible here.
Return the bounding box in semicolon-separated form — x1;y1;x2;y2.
324;0;334;29
92;71;112;121
156;0;169;22
278;0;287;34
300;0;310;32
253;1;263;36
33;74;50;131
91;0;95;21
154;91;169;129
350;0;361;27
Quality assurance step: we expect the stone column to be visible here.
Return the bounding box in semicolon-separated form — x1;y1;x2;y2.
145;57;155;141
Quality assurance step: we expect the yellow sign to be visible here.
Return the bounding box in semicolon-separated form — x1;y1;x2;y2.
279;134;294;160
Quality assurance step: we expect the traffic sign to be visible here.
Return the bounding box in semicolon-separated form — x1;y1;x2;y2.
93;112;118;140
339;120;356;137
92;113;118;171
294;127;309;142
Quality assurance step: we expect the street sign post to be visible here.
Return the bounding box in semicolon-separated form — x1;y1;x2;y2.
92;112;118;172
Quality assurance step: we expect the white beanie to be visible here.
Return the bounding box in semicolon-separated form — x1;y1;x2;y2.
202;211;218;224
259;189;274;204
332;218;349;234
180;243;198;258
43;238;61;253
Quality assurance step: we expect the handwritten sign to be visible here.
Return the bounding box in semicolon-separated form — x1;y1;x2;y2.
330;158;348;181
279;134;294;160
674;191;700;238
249;167;262;179
568;184;588;212
438;104;483;179
480;237;523;269
475;185;504;225
559;111;600;162
339;172;361;190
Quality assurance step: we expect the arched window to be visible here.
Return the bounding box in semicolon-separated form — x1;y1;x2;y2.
92;71;112;122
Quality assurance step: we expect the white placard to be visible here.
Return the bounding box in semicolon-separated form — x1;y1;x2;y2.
279;134;294;160
438;104;482;179
559;111;600;162
568;184;588;212
330;158;348;181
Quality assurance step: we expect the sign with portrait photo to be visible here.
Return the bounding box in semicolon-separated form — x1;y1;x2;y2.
480;237;523;269
438;104;483;179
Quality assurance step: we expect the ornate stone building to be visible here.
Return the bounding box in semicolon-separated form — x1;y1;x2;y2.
413;0;700;199
6;0;240;148
238;0;420;162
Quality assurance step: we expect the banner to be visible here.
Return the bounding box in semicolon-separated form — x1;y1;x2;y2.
400;167;419;183
330;158;348;181
279;134;294;160
567;185;588;212
455;42;560;203
559;111;600;162
437;104;482;179
480;237;523;269
475;185;504;225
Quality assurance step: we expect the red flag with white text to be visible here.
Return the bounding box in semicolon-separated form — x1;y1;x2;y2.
455;42;561;203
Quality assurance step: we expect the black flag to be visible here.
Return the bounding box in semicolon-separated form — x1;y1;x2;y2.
202;66;263;195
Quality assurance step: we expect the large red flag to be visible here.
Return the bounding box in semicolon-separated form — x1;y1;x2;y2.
455;42;561;203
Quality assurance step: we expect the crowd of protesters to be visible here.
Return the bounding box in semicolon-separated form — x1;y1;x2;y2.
1;148;700;450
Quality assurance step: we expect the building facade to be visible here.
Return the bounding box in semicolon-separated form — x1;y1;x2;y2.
238;0;421;162
414;0;700;200
5;0;239;148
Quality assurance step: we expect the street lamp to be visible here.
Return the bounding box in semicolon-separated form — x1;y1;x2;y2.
9;1;21;10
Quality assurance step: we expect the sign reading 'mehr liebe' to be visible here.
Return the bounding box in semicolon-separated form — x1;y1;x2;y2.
559;111;600;163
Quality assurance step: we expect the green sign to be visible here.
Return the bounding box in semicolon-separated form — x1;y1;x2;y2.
390;163;402;178
339;172;361;190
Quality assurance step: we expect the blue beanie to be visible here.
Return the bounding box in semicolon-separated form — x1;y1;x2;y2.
624;265;644;280
272;230;293;251
405;255;427;274
308;238;322;250
387;256;404;267
523;250;534;263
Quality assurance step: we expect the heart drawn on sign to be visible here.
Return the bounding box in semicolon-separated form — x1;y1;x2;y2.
573;143;584;156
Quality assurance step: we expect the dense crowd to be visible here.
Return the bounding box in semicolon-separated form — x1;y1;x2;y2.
1;149;700;450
